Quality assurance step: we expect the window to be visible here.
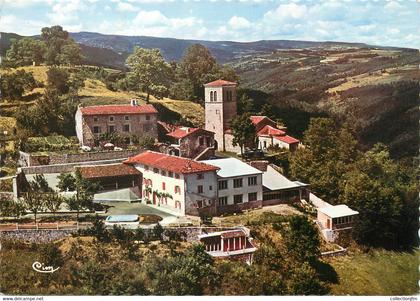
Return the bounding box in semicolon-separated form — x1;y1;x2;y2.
215;109;220;115
153;168;159;173
209;185;212;191
108;125;115;133
109;116;114;122
175;173;180;179
210;91;214;102
93;126;101;134
124;115;129;121
162;182;166;190
161;170;166;176
233;178;243;188
168;171;173;177
197;200;203;208
93;117;98;122
248;176;257;186
174;186;181;194
199;137;204;146
206;137;211;147
197;173;204;180
214;91;217;101
218;180;228;190
263;141;267;148
234;194;243;204
144;165;149;171
146;115;150;121
198;185;203;194
218;197;228;206
123;124;130;132
248;192;257;202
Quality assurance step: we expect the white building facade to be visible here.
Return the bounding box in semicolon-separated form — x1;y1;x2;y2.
202;158;263;213
125;151;219;216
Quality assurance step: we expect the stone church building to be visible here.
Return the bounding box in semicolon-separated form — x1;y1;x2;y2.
204;80;299;153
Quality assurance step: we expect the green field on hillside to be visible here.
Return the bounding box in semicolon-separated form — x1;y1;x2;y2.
328;249;418;295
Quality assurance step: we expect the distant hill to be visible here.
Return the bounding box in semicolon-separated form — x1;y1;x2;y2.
2;31;407;69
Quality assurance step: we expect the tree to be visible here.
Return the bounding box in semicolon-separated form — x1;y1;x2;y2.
341;144;417;249
59;41;84;66
57;173;77;191
153;223;164;241
138;135;155;150
230;113;257;155
289;118;359;203
0;196;24;220
65;169;100;221
29;174;53;193
126;47;171;102
46;67;69;95
22;190;44;224
0;70;37;100
177;44;216;100
5;37;45;66
41;25;70;65
281;215;321;264
237;94;254;115
44;192;63;219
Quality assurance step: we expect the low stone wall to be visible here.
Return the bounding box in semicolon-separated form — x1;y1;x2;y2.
20;158;129;175
19;149;143;167
0;229;76;243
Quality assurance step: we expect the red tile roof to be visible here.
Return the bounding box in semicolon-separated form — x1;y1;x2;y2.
157;121;177;134
204;79;237;87
167;127;200;139
220;229;246;239
78;163;141;179
167;127;214;139
124;151;219;174
257;125;286;137
276;135;299;144
80;104;158;116
250;115;272;125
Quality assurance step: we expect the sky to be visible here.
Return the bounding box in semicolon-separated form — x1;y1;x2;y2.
0;0;419;48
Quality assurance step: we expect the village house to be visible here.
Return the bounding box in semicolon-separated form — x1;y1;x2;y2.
317;204;359;242
204;80;299;153
163;126;216;160
75;100;158;147
199;228;257;265
124;151;219;216
202;158;263;214
251;116;300;152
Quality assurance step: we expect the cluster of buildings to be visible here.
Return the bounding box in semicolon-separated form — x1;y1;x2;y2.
71;79;308;217
75;80;300;153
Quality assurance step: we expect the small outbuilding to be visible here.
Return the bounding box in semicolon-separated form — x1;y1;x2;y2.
317;204;359;231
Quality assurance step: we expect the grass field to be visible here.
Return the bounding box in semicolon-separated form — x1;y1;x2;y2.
1;66;204;127
0;116;16;134
328;249;418;295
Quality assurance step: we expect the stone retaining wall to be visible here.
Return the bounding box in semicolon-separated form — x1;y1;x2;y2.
0;229;76;243
19;149;143;167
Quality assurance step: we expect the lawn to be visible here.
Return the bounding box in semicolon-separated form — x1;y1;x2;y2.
328;249;418;295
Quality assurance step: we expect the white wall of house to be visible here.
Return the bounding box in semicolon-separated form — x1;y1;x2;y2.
258;136;290;150
217;174;263;205
184;172;218;213
132;163;217;215
75;108;84;145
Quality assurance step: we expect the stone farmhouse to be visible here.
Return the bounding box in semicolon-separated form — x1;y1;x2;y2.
163;126;215;160
75;100;158;147
204;79;299;153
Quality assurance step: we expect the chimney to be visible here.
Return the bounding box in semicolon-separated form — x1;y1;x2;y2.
130;99;138;106
248;160;269;172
